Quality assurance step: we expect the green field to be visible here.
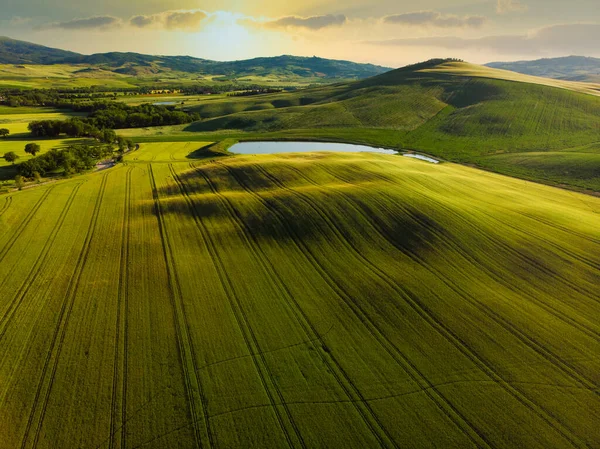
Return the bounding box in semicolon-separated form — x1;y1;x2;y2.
1;142;599;448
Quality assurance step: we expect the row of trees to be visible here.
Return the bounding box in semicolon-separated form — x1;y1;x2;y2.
28;118;102;138
27;103;200;137
85;103;200;129
18;144;115;178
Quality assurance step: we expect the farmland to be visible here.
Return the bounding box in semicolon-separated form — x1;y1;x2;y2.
1;142;599;448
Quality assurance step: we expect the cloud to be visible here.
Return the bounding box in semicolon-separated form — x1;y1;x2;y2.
364;23;600;57
129;10;207;31
383;11;487;28
248;14;347;31
129;15;155;28
497;0;528;14
164;11;207;30
46;16;121;30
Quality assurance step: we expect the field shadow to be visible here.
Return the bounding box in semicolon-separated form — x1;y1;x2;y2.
153;164;449;253
186;142;232;161
0;164;18;182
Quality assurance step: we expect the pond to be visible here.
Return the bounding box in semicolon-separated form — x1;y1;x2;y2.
153;101;177;106
229;141;398;155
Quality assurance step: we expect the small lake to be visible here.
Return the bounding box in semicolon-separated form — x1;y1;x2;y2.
229;141;398;155
153;101;177;106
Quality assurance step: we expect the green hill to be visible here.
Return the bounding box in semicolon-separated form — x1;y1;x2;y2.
1;146;599;448
180;60;600;191
0;37;390;80
487;56;600;82
0;36;79;64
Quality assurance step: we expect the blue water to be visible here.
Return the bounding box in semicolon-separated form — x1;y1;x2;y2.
153;101;177;105
229;141;397;155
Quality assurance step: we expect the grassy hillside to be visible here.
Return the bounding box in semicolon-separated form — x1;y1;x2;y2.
174;60;600;191
0;36;78;64
1;145;599;448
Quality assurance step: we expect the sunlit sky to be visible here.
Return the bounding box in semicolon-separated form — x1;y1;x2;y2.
2;0;600;67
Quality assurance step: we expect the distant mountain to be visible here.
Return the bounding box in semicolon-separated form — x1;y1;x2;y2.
0;36;79;64
486;56;600;82
0;37;390;80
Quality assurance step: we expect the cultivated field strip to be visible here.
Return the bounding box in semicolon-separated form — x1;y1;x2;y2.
0;183;83;341
209;161;495;448
186;163;398;449
156;163;307;449
289;160;600;444
19;173;109;449
1;146;600;449
222;160;590;448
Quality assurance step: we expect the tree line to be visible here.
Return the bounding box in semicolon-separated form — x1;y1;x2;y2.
27;103;200;139
17;144;116;178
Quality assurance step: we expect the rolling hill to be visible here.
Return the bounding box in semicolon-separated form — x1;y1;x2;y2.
0;36;79;65
171;59;600;191
0;37;390;80
486;56;600;83
1;144;599;448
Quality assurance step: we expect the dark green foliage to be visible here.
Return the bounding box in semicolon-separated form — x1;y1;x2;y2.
0;128;9;137
3;151;18;164
14;174;24;190
18;144;113;177
24;143;41;156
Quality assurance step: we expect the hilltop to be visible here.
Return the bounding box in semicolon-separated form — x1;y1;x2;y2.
0;37;390;80
486;56;600;83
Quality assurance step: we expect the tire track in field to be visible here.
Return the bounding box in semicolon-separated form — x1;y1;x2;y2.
166;164;304;449
194;324;334;373
125;376;600;449
313;162;595;447
0;183;82;342
189;163;398;449
367;161;599;299
252;162;587;449
109;167;133;449
517;211;600;246
20;174;109;449
303;165;600;403
0;196;12;217
360;162;600;341
469;204;600;297
409;173;600;299
467;201;600;273
207;375;600;421
399;191;600;349
425;179;600;272
0;187;53;264
148;164;210;449
214;161;492;449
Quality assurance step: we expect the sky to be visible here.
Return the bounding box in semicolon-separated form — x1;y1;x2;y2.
2;0;600;67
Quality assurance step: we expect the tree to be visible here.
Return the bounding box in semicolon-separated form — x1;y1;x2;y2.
3;152;19;164
0;128;9;138
14;175;24;190
101;129;117;144
24;143;41;157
